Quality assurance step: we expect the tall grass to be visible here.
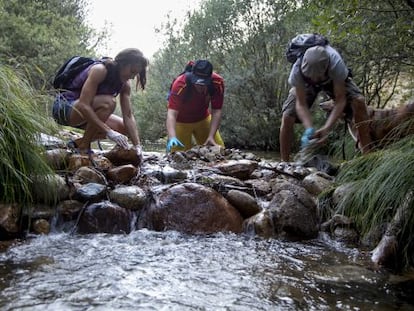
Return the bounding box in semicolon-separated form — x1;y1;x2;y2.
336;133;414;268
0;65;56;204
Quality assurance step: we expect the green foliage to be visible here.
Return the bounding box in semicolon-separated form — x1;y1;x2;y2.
140;0;316;150
308;0;414;107
336;134;414;268
0;0;105;90
0;65;56;204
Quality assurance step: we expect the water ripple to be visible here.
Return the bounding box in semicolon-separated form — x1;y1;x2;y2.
0;231;413;310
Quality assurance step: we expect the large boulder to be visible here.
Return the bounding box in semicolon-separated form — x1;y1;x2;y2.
77;201;133;234
137;182;243;234
268;180;319;239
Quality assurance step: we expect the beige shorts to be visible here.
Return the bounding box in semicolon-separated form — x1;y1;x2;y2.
282;78;363;121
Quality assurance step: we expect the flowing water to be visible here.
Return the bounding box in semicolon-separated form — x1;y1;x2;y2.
1;146;413;310
1;230;413;311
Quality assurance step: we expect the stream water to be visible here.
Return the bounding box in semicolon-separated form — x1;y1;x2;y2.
1;230;413;310
1;145;414;310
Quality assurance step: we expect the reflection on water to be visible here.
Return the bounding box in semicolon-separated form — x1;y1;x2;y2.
0;231;413;310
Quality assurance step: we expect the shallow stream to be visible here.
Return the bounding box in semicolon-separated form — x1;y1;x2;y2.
1;230;413;310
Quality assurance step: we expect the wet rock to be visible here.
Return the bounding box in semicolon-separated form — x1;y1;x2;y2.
242;152;259;161
44;148;69;170
37;133;66;150
104;146;141;167
269;181;319;239
160;166;188;183
226;190;261;218
0;203;21;235
107;164;138;184
250;168;277;180
371;235;398;268
56;200;85;221
194;173;248;196
90;156;113;171
243;210;274;238
298;153;339;176
333;226;359;245
138;182;243;234
244;179;272;196
332;182;356;206
320;214;354;233
193;145;225;162
371;193;412;269
68;154;93;171
73;166;107;185
31;174;69;204
109;185;147;211
169;151;192;170
302;171;335;196
74;183;107;203
32;219;50;235
213;159;258;180
28;204;56;220
77;201;133;234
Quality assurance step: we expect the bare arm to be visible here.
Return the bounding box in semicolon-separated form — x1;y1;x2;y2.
166;108;179;139
314;80;347;141
119;82;140;146
204;108;222;146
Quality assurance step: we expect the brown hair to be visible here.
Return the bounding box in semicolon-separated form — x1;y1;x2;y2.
113;48;149;90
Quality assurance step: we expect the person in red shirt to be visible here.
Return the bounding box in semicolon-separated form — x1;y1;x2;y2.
166;60;225;152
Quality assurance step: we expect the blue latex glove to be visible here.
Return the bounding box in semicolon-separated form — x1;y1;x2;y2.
300;127;315;148
166;137;184;152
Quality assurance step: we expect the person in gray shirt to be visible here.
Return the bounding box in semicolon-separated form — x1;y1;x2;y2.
279;45;372;162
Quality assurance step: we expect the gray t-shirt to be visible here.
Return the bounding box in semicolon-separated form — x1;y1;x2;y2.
288;45;348;87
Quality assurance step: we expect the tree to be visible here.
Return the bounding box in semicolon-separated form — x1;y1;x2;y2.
0;0;106;91
309;0;414;108
140;0;315;150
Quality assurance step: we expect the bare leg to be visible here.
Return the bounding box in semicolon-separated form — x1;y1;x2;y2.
68;95;116;151
280;112;296;162
105;114;126;135
351;96;372;154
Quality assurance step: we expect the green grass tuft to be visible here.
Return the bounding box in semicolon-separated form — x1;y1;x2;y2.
335;133;414;268
0;65;57;204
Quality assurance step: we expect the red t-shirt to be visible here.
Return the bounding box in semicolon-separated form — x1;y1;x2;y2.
167;72;224;123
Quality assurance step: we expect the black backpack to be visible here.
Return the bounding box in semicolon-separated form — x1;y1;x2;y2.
167;61;215;101
285;33;329;64
53;56;97;90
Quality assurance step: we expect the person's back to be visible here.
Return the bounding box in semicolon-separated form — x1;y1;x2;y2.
58;60;124;102
168;71;224;123
288;45;348;92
